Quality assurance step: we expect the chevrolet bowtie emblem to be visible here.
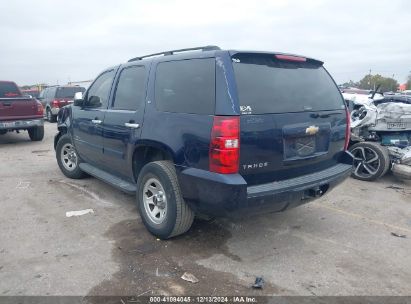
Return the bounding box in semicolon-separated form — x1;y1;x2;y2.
305;125;319;135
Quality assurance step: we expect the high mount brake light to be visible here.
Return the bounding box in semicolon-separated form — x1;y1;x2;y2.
275;54;307;62
209;116;240;174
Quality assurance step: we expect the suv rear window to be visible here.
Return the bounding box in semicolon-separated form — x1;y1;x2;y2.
55;87;86;99
155;58;215;114
0;82;22;98
232;53;345;114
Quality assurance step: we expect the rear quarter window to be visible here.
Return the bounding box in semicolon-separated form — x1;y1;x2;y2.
155;58;215;114
232;53;345;114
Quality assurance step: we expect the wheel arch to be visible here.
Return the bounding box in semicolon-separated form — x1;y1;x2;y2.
131;140;176;182
54;106;73;149
54;126;68;150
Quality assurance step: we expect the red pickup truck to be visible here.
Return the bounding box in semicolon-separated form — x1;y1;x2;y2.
0;81;45;141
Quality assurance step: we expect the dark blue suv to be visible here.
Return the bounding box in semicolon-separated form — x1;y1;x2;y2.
54;46;352;239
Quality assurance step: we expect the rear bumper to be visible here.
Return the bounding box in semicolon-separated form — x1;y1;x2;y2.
50;107;60;115
179;156;353;217
0;118;44;130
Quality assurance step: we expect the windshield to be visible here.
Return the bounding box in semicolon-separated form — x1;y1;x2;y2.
56;87;86;98
232;53;345;114
0;82;22;98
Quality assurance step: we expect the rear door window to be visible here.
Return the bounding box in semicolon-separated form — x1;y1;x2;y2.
113;66;146;111
47;87;57;99
232;53;345;114
0;82;22;98
155;58;215;114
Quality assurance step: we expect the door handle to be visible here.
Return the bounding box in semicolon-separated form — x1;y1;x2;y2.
91;119;102;124
124;122;140;129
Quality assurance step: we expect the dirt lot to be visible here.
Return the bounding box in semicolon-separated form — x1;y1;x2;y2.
0;122;410;296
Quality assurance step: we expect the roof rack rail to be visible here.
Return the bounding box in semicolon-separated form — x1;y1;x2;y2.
128;45;221;62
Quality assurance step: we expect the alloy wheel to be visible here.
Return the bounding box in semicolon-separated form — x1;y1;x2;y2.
143;177;167;225
61;143;78;171
351;146;381;179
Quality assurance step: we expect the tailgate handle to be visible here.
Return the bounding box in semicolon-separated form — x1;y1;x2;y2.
2;102;12;106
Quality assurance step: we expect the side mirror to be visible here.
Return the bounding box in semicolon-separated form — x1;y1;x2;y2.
87;95;102;108
73;92;84;106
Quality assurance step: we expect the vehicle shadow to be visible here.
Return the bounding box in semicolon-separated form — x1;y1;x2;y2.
0;131;33;145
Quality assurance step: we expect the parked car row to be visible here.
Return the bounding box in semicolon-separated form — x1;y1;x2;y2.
38;86;86;122
0;81;86;141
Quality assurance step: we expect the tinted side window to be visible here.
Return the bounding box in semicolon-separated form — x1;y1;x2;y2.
155;58;215;114
86;70;115;108
48;87;57;99
39;89;47;99
45;89;51;99
113;66;146;111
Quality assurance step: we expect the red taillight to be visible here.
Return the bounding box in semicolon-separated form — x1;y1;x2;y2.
275;54;306;62
52;99;61;107
344;107;351;150
36;101;43;115
209;116;240;174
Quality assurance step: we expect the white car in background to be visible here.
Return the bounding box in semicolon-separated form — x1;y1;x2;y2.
341;88;384;107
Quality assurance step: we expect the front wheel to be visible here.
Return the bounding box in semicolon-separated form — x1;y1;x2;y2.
28;126;44;141
56;134;86;179
349;142;390;181
136;161;194;239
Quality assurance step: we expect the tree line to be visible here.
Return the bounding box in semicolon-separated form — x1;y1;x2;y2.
342;73;411;93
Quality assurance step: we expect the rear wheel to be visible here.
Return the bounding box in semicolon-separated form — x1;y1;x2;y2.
0;130;7;135
56;134;86;179
137;160;194;239
349;142;390;181
28;126;44;141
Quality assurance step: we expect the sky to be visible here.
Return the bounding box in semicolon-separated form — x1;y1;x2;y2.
1;0;410;86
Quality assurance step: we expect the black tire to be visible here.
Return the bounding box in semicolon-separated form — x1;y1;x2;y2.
28;126;44;141
0;130;7;135
46;108;57;122
136;160;194;239
349;141;390;181
56;134;86;179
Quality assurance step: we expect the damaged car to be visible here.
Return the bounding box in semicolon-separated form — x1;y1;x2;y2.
348;101;411;181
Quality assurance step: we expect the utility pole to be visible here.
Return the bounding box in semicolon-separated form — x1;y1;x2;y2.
368;69;372;90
